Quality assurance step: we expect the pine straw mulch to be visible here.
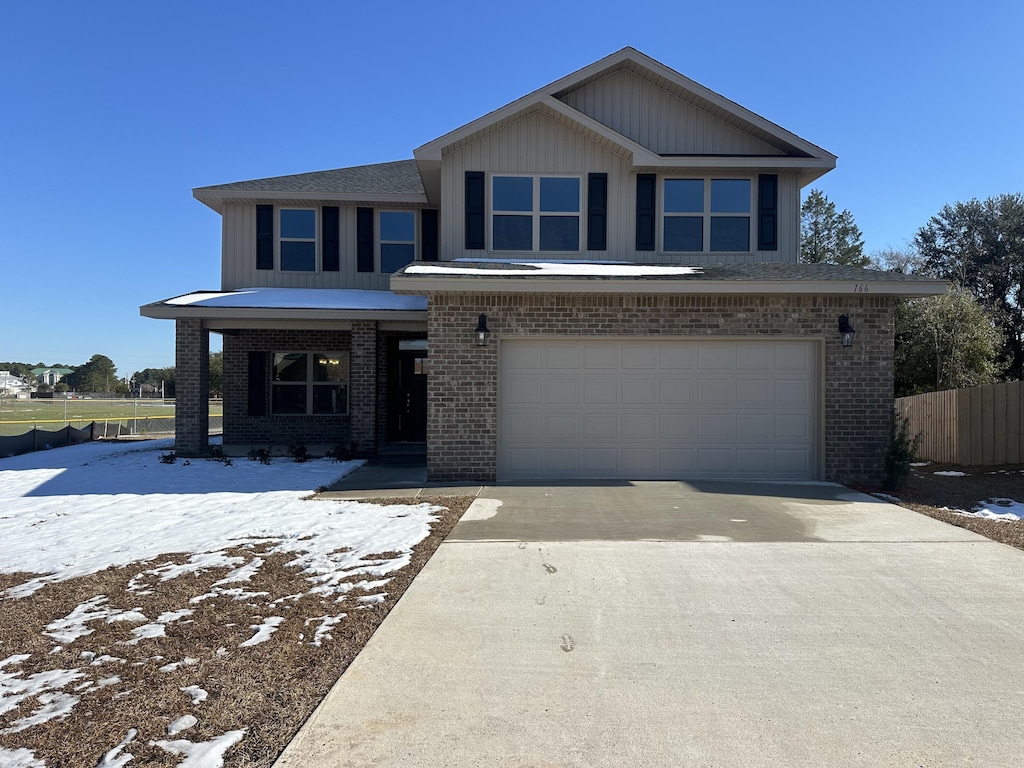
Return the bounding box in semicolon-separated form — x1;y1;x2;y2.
856;463;1024;553
0;494;475;768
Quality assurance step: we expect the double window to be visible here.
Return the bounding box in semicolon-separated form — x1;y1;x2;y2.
271;352;349;415
279;209;317;271
492;176;581;252
663;178;751;252
379;211;416;272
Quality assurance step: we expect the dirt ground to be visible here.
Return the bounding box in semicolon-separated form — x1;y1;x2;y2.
856;463;1024;553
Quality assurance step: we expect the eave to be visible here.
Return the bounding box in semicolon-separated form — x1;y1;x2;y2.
192;190;430;214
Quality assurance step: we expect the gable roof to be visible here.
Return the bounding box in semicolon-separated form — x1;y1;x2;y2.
414;47;836;193
193;160;427;213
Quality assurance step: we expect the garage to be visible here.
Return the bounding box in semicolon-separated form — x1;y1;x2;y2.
498;338;820;481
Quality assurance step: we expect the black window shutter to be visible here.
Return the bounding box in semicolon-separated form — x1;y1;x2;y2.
758;174;778;251
421;209;439;262
247;351;267;417
256;205;274;270
635;174;656;251
465;171;485;250
587;173;608;251
356;207;374;272
322;206;340;271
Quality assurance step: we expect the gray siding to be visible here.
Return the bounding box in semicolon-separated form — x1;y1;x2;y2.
441;110;800;264
220;203;395;291
560;69;786;156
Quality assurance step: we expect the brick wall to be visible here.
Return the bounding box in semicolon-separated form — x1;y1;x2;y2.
175;319;210;457
222;329;353;451
426;293;895;484
350;321;377;455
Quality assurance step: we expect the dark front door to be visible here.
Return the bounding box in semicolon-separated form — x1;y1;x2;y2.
388;340;428;443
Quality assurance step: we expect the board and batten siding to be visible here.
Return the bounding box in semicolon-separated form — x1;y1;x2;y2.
440;110;799;263
559;69;786;157
220;203;391;291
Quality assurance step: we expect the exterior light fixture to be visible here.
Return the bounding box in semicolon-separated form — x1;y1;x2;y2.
838;315;855;347
475;313;490;346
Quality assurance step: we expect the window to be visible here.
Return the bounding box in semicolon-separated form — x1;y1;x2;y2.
271;352;349;415
663;178;751;252
492;176;580;251
280;208;316;271
380;211;416;272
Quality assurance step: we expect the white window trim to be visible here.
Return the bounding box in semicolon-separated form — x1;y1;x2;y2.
278;207;319;273
271;351;349;416
489;174;583;253
378;209;418;273
661;176;754;254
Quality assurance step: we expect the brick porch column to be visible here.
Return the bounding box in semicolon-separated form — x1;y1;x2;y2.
350;320;377;456
175;318;210;456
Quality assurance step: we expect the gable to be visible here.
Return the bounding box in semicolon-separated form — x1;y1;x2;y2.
558;68;787;157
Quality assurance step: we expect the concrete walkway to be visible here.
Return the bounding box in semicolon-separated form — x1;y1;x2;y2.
277;480;1024;767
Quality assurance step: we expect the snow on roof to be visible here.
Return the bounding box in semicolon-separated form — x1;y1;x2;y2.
404;262;703;277
164;288;427;311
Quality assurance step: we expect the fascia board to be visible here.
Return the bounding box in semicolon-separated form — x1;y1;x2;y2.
139;304;428;322
643;156;836;172
192;189;429;206
390;275;949;298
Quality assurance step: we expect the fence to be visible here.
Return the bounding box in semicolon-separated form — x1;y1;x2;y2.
0;416;224;459
895;381;1024;465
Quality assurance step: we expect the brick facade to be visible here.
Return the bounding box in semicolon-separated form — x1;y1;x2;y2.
222;329;354;451
350;321;377;455
174;319;210;457
426;293;896;484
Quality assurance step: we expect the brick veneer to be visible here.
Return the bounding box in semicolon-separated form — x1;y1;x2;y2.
426;293;896;484
175;319;210;456
350;321;377;455
222;329;353;451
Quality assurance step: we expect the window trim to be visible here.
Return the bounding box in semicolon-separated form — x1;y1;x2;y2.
270;351;350;416
489;174;583;253
277;207;319;273
378;209;418;273
661;176;754;253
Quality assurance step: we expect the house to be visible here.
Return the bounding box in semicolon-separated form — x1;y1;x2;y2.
0;371;31;396
141;48;945;484
31;367;74;387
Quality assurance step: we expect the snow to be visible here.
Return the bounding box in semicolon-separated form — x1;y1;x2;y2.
872;492;901;503
405;261;702;277
151;729;246;768
164;287;426;311
933;470;968;477
239;616;285;647
181;685;208;705
910;462;930;467
0;748;45;767
96;729;137;768
957;498;1024;522
168;714;199;735
159;657;199;673
1;656;84;722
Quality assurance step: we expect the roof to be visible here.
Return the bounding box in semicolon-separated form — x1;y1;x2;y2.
391;261;948;298
192;161;427;212
30;367;74;375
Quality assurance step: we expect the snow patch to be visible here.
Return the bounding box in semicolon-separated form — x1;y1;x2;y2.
239;617;285;647
168;714;199;735
160;657;199;673
164;286;426;311
151;729;245;767
956;498;1024;522
0;747;45;767
405;261;702;277
933;470;968;477
181;685;208;704
96;728;137;768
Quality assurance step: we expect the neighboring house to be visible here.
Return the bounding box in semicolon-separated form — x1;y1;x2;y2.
0;371;31;395
141;47;945;484
31;367;74;387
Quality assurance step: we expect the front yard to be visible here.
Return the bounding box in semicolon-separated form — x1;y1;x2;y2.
0;439;473;767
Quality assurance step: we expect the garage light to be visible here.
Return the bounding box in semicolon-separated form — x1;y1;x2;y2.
475;314;490;346
838;315;855;347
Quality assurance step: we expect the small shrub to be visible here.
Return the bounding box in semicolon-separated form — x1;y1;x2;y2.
288;442;310;463
881;412;922;491
207;445;226;459
325;442;355;462
247;447;272;465
158;452;176;464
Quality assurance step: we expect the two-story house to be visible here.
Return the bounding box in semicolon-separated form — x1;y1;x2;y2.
141;48;945;484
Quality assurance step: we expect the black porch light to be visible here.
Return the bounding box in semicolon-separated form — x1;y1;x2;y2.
838;315;855;347
474;313;490;346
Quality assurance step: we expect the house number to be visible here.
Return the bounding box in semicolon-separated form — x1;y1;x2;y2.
853;284;869;293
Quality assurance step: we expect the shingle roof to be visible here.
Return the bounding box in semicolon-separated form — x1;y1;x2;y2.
194;160;424;196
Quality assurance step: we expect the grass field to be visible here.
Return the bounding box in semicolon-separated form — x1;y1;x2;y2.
0;398;223;436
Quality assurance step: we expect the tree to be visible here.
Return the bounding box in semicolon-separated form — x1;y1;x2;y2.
894;288;1003;396
914;193;1024;380
67;354;118;394
800;189;870;267
871;245;926;275
209;352;223;398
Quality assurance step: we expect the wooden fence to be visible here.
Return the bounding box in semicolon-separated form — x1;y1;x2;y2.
895;381;1023;465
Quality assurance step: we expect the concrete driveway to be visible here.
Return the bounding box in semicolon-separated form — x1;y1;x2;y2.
276;481;1024;767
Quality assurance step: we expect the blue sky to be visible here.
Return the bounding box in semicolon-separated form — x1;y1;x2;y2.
2;0;1020;375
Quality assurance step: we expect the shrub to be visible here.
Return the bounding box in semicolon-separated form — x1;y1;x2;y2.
881;412;921;491
288;442;310;463
325;442;355;462
158;452;176;464
247;447;272;465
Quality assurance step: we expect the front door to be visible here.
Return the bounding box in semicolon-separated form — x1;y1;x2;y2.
388;339;428;443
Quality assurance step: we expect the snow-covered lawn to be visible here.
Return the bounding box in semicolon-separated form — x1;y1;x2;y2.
0;439;458;768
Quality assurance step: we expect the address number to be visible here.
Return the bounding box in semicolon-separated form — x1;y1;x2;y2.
853;284;870;293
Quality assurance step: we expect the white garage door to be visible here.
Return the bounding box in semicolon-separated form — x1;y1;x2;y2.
498;338;819;481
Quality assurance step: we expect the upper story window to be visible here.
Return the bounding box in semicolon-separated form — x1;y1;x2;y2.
279;208;317;271
492;176;580;251
663;178;751;252
271;352;349;415
380;211;416;273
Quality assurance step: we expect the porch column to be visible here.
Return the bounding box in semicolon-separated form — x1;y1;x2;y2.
174;318;210;456
350;320;377;456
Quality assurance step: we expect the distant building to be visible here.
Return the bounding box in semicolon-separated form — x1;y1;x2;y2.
0;370;31;395
31;367;74;387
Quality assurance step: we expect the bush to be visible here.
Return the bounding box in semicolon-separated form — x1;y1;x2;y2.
288;442;310;463
881;412;921;491
325;442;355;462
247;447;272;465
158;452;176;464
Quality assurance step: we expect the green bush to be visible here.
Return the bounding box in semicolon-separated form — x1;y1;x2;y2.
881;412;921;491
